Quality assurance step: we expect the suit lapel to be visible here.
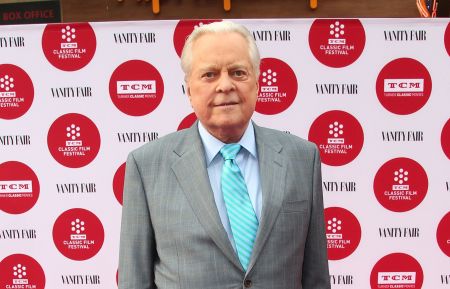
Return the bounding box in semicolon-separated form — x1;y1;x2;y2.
171;124;242;270
247;125;287;274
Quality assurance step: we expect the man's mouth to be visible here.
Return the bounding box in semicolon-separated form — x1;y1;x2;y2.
216;102;238;107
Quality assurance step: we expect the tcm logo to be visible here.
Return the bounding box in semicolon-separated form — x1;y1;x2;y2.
70;218;86;240
0;74;16;98
328;21;346;44
378;272;416;284
117;81;156;94
328;121;345;144
12;264;28;285
65;124;82;147
392;168;409;191
0;181;32;193
260;69;278;92
384;79;424;92
326;217;343;239
60;25;78;49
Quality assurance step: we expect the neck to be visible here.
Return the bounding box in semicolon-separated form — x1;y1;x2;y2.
206;123;249;144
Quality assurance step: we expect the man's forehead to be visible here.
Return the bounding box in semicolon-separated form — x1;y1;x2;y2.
192;31;246;47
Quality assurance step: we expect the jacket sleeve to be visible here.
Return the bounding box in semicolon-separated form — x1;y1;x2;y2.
118;152;157;289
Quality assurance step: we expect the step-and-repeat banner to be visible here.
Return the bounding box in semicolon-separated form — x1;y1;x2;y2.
0;18;449;289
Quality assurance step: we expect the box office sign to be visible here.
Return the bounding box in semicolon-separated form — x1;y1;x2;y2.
0;0;61;25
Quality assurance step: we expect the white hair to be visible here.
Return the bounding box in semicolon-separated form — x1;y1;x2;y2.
180;21;260;78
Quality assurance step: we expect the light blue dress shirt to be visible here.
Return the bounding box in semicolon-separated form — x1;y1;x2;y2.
198;122;262;252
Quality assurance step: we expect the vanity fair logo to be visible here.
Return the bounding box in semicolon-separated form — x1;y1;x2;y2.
116;131;159;143
315;83;358;95
55;183;96;194
0;229;37;240
52;208;104;261
308;110;364;166
256;58;297;115
441;119;450;160
309;19;365;68
322;181;356;192
0;36;25;48
437;211;450;258
0;135;31;146
47;113;101;168
178;112;197;131
370;253;423;289
324;207;361;260
42;23;96;71
376;58;431;115
381;131;423;142
0;254;45;289
373;157;428;212
252;29;291;41
50;86;92;98
61;275;101;285
113;32;156;44
384;29;426;41
330;275;353;285
109;60;164;116
172;19;221;57
0;161;39;214
0;64;34;120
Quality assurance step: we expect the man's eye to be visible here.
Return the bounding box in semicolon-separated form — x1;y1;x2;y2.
202;72;215;78
232;70;247;77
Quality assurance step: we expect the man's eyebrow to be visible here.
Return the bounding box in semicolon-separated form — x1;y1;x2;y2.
198;65;220;72
227;64;250;70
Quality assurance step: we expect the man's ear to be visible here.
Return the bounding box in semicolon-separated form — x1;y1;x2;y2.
185;83;192;101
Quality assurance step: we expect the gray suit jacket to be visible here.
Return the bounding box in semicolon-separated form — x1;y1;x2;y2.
118;122;330;289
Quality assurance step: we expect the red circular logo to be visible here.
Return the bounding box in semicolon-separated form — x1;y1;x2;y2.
309;19;365;68
113;162;126;205
52;208;104;261
109;60;164;116
441;118;450;160
42;23;96;71
376;58;431;115
308;110;364;166
373;157;428;212
445;23;450;57
178;112;197;130
370;253;423;289
0;161;39;214
256;58;298;115
324;207;361;260
173;19;222;58
0;64;34;120
437;211;450;258
0;254;45;289
47;113;101;168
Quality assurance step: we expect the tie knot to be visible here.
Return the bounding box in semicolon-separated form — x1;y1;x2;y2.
220;143;241;160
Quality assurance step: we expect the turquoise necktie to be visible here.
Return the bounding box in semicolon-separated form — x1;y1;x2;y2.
220;143;258;271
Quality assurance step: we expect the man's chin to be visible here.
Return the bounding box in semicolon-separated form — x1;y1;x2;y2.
210;119;249;134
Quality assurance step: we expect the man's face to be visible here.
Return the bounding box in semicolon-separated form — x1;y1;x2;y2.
186;32;259;141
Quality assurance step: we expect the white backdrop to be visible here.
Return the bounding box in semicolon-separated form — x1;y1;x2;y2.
0;18;449;289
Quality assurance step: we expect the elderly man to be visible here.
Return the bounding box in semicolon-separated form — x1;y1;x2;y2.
118;21;330;289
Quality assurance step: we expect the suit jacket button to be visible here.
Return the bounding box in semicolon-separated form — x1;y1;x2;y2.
244;279;252;288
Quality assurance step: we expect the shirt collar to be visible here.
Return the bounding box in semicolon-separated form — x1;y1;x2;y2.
198;121;257;166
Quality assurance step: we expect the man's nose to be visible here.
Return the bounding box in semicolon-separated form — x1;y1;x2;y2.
216;72;235;93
